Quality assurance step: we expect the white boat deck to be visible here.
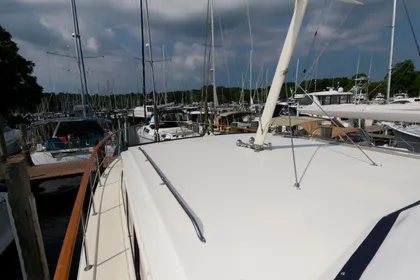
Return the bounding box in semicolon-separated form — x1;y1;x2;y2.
78;158;135;280
119;134;420;280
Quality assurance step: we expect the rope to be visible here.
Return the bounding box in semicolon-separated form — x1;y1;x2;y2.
401;0;420;56
297;84;378;166
285;78;300;189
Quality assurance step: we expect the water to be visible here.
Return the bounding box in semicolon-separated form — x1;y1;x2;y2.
0;177;84;280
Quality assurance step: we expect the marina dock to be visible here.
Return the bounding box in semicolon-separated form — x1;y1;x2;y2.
8;155;87;182
7;154;117;182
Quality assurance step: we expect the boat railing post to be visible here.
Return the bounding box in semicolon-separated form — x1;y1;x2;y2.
95;153;102;187
118;131;122;156
80;209;93;271
88;169;97;216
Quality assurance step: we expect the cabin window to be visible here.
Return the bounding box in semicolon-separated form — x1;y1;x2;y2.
56;121;104;138
392;100;410;104
124;183;141;280
321;96;331;105
299;95;313;106
340;95;348;104
331;95;340;105
414;98;420;102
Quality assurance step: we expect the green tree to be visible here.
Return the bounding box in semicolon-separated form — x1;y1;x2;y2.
385;59;418;97
0;25;43;116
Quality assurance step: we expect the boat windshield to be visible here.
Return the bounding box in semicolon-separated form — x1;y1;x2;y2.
150;122;180;129
56;120;105;138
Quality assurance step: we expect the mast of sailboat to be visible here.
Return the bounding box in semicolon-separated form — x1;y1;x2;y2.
70;0;89;117
386;0;397;102
144;0;159;132
295;58;299;94
254;0;364;149
210;0;218;107
247;5;254;106
140;0;147;123
162;45;168;105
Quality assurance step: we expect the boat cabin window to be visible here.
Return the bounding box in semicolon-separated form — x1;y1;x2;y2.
190;113;204;122
391;100;410;104
340;95;352;104
415;98;420;102
318;95;352;105
56;120;105;138
299;95;313;106
150;122;179;129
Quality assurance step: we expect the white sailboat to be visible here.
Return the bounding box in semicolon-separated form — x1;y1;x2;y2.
66;1;420;280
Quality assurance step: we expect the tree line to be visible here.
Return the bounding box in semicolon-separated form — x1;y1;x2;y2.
2;24;420;117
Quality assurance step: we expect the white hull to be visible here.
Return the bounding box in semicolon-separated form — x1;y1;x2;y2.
77;135;420;280
0;193;13;256
299;103;420;123
137;125;199;144
31;145;116;165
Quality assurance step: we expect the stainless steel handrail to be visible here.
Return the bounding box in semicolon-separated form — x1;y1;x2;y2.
138;147;206;243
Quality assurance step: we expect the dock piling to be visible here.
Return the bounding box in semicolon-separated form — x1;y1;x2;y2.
0;125;8;180
5;159;50;280
20;123;34;166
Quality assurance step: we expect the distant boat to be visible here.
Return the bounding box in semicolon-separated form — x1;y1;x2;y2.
29;117;115;165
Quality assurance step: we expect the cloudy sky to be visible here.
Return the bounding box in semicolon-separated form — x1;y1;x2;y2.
1;0;420;94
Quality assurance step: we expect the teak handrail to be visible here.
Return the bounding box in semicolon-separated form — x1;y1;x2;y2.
53;130;121;280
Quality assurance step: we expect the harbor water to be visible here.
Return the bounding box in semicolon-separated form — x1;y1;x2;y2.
0;176;84;280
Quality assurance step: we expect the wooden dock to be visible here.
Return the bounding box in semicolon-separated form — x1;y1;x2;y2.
8;154;117;182
8;155;87;181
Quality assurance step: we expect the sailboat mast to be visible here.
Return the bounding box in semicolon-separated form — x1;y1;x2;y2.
140;0;147;122
210;0;218;107
163;45;168;104
387;0;397;102
70;0;89;116
255;0;308;148
295;58;299;93
247;5;254;105
144;0;157;105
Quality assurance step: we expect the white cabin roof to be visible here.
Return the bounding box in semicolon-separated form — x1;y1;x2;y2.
121;134;420;280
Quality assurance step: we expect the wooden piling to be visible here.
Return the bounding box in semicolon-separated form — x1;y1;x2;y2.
19;123;34;166
5;160;50;280
0;125;8;180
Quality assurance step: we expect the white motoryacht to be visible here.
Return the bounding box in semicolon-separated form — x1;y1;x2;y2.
133;105;154;119
54;1;420;280
137;110;200;143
